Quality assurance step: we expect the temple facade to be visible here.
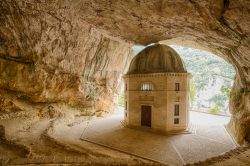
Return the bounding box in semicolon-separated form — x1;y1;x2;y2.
123;44;191;133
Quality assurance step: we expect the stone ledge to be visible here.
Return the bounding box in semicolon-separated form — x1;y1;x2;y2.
123;72;191;78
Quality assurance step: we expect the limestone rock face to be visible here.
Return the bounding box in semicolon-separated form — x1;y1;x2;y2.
0;0;249;144
0;0;134;113
0;125;5;140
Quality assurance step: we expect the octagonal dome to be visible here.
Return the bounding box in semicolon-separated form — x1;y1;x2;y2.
127;44;186;74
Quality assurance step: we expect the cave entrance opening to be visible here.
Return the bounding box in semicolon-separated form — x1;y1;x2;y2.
170;45;235;118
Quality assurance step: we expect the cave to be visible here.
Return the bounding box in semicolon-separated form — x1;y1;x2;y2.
0;0;249;165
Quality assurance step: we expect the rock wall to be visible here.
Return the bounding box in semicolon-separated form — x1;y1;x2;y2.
0;0;249;144
0;0;133;113
229;75;250;145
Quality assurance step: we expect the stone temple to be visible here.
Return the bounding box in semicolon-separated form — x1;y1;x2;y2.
123;44;191;133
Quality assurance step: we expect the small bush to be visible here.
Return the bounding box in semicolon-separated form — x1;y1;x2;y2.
118;95;124;106
208;105;220;114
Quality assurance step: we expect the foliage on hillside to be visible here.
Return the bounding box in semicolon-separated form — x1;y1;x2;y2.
171;46;235;91
172;45;235;114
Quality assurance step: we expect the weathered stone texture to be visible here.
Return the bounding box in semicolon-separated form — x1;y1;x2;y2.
0;0;249;143
0;0;133;112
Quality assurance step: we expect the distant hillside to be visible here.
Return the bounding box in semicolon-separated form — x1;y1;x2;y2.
170;45;235;90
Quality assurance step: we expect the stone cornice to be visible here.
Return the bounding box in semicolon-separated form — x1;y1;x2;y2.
123;72;192;78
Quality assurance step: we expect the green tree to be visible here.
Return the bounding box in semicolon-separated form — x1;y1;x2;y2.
208;85;231;115
221;85;231;98
118;95;124;106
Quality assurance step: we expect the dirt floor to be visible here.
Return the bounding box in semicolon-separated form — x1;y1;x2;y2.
0;102;249;166
0;102;154;166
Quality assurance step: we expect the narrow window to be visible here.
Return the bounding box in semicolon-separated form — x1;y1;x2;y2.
175;97;180;102
141;83;153;91
174;104;179;116
175;83;180;91
125;101;127;110
174;118;179;124
125;84;127;91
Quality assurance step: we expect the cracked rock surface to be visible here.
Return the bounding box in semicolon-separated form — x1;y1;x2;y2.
0;0;134;115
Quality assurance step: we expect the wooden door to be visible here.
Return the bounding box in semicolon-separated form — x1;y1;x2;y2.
141;105;151;127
